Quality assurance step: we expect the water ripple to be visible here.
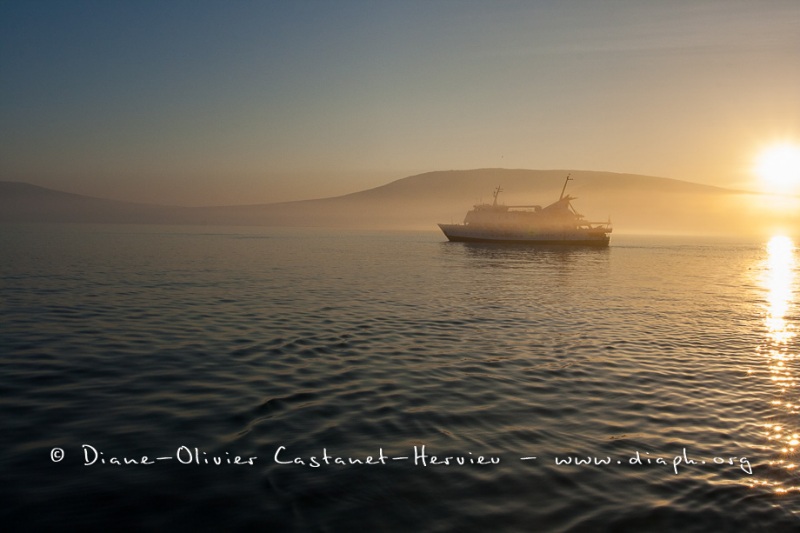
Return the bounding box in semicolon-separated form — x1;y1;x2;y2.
1;228;799;530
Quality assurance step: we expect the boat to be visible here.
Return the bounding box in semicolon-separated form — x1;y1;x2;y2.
438;175;612;246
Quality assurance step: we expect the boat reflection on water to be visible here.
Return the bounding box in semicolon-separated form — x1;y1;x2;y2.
438;239;610;275
755;235;800;494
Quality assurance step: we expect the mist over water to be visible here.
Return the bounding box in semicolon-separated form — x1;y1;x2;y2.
2;225;799;531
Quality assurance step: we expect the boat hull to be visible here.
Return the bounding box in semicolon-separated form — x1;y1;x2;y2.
438;224;610;246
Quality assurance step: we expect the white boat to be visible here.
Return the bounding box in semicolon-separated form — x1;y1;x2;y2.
438;175;612;246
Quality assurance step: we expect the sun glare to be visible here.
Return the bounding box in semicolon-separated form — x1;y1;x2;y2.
756;143;800;194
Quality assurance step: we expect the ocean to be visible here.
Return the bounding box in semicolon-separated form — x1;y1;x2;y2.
1;224;799;531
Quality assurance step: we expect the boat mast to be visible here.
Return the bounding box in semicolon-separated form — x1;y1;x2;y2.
559;174;572;200
492;186;503;206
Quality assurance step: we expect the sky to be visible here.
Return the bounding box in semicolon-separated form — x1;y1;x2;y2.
1;0;799;206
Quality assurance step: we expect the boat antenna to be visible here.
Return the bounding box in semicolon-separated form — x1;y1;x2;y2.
559;174;572;200
492;186;503;206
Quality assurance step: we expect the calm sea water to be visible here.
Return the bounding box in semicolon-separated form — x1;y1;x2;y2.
2;224;799;531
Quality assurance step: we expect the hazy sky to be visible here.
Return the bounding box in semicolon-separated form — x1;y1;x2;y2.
1;0;799;206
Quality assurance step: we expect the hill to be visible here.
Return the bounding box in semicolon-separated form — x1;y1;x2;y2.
0;181;187;224
189;169;758;234
0;170;784;235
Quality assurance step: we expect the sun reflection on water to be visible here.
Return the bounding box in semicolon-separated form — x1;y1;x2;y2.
755;235;800;493
765;235;796;345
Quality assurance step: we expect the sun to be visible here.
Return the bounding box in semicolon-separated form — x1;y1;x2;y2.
755;143;800;194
